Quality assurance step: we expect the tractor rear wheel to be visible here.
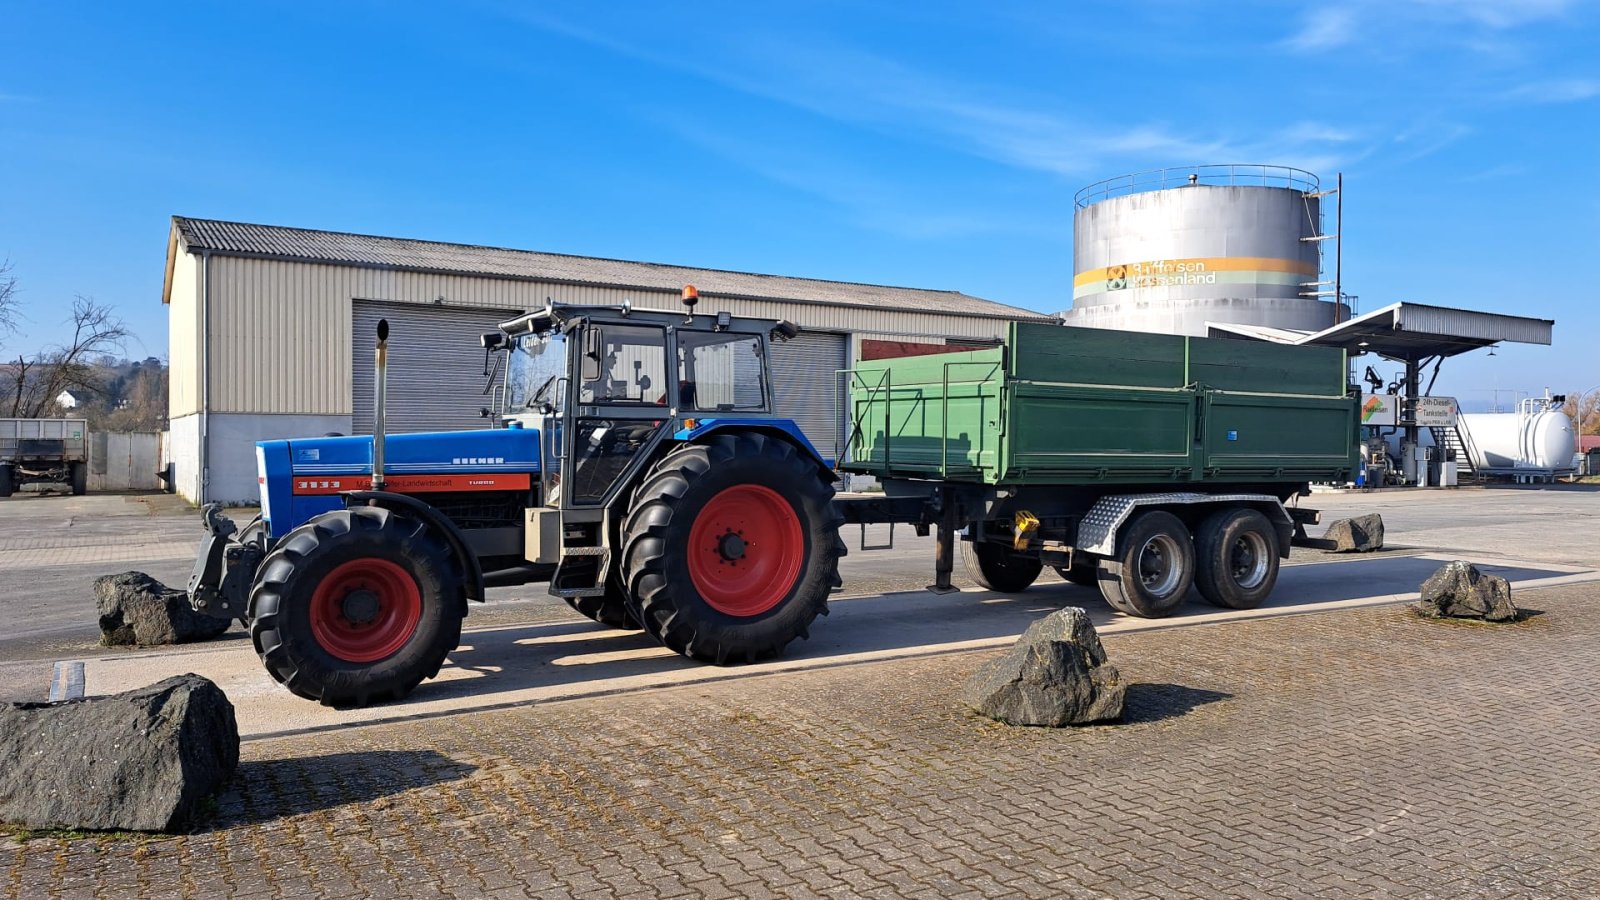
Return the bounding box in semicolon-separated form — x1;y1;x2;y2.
1096;510;1194;618
249;506;465;707
0;463;13;498
562;579;640;630
961;541;1043;592
69;461;87;495
621;433;844;665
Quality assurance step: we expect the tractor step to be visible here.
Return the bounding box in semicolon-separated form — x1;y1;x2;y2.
551;545;611;598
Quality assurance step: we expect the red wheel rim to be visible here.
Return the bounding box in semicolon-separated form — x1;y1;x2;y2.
687;484;805;617
309;558;422;663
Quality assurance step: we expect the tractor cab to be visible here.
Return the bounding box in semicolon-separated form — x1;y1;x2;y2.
493;293;804;513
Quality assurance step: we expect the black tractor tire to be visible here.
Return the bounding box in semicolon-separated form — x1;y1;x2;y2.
1096;510;1195;618
621;433;844;665
1194;508;1280;610
1052;562;1099;587
562;578;641;630
0;463;13;498
69;461;87;496
962;540;1044;592
249;506;466;707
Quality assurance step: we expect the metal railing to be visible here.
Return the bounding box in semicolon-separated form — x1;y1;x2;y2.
1075;164;1322;209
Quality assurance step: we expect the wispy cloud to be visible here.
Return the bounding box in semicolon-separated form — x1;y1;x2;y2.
1499;78;1600;103
1284;9;1359;51
1389;121;1474;164
1283;0;1579;55
1409;0;1577;29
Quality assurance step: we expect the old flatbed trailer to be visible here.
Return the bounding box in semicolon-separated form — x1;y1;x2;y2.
0;418;90;497
834;322;1358;616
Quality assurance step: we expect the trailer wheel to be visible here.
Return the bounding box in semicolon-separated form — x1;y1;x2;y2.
622;433;844;665
962;541;1043;592
1096;510;1194;618
1194;508;1279;610
69;461;87;496
1052;563;1098;587
249;506;465;707
0;463;12;498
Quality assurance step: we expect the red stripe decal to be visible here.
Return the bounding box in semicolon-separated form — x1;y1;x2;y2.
291;473;532;495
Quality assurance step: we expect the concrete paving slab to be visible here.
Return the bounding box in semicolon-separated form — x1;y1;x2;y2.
77;550;1597;741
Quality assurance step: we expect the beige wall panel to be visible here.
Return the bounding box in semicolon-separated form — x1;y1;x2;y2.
201;259;1029;414
167;252;200;417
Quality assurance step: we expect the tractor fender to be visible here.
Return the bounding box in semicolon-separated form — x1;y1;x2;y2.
674;418;832;474
341;490;486;603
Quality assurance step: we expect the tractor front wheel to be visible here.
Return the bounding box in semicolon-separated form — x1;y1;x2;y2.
621;434;844;665
249;506;465;707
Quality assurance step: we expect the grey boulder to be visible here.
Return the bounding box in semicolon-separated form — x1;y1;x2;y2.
1415;560;1518;622
0;674;239;832
963;607;1125;727
1324;513;1384;552
96;571;230;646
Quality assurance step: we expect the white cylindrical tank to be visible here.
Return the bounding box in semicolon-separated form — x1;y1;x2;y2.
1064;164;1345;336
1458;405;1576;472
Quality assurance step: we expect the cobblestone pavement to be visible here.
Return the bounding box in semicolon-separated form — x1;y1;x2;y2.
6;582;1600;899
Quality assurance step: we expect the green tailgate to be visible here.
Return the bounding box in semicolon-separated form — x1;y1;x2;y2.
842;323;1358;487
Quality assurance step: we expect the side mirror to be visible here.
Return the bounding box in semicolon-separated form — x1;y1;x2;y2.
580;328;602;382
771;320;800;342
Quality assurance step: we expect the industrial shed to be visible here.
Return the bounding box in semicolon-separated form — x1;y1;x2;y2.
163;217;1054;504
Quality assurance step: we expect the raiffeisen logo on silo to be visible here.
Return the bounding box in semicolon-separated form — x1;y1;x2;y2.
1126;259;1219;288
1074;255;1318;301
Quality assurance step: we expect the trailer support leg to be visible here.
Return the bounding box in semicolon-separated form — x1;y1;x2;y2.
927;497;959;595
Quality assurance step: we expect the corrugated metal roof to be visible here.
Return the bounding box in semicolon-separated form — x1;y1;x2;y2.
1197;301;1555;362
170;217;1055;322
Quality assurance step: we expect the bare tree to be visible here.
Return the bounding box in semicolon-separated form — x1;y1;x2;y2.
0;260;18;345
2;296;131;418
91;365;168;432
1563;389;1600;436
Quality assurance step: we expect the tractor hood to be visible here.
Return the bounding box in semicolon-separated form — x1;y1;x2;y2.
256;426;542;538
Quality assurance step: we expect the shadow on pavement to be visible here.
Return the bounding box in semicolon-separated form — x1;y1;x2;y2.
419;553;1576;702
1120;683;1232;724
211;750;477;828
223;552;1589;742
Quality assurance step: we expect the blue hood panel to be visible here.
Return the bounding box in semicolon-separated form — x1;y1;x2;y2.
281;428;541;476
256;427;541;538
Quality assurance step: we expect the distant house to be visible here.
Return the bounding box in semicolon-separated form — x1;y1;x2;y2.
55;389;90;409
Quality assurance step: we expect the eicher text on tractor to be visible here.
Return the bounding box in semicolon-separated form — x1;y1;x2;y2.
189;286;1360;707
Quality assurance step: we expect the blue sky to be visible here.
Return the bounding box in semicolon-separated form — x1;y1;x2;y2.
2;1;1596;409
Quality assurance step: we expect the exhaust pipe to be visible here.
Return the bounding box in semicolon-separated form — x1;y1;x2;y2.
373;319;389;491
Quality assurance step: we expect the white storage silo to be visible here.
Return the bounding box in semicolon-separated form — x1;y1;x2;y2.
1063;165;1345;336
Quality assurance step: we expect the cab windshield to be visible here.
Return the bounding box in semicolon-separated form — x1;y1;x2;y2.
506;331;568;412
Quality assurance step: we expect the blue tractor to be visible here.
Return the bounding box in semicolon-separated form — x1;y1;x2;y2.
189;288;846;706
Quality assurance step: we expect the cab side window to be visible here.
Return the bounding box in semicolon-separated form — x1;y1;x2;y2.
677;331;765;411
579;325;667;405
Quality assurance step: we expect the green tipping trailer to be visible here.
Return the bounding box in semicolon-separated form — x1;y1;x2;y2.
833;322;1359;618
